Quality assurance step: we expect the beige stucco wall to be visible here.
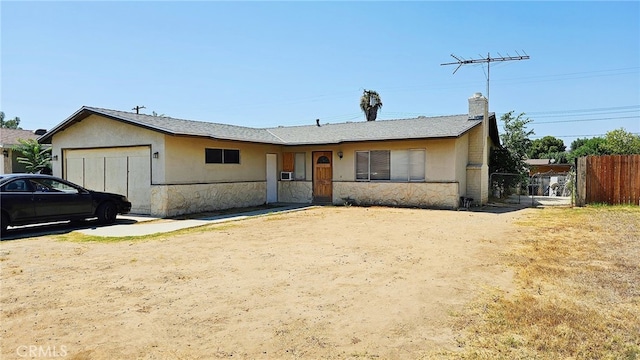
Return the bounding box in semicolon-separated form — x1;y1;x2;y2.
151;182;266;217
455;134;469;197
283;138;461;183
162;136;281;184
334;181;459;208
50;114;166;181
280;138;465;208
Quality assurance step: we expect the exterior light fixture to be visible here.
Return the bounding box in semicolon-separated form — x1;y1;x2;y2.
337;151;343;159
52;155;59;161
2;150;8;158
153;152;159;159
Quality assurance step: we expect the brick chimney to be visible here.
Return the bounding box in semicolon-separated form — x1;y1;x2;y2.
468;92;487;120
465;92;490;207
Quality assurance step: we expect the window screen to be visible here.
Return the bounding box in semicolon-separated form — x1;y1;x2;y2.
294;152;306;180
356;151;370;180
356;149;424;181
224;149;240;164
370;150;390;180
205;148;240;164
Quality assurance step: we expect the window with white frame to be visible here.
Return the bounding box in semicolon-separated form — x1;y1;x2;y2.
294;152;306;180
356;149;425;181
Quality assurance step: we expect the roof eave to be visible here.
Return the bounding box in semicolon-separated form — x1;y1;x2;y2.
38;107;180;144
282;134;463;146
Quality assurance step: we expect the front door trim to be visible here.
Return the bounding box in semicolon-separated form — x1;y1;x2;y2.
312;151;333;204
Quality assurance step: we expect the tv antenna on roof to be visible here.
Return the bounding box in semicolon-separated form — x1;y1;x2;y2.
132;105;146;114
441;51;530;100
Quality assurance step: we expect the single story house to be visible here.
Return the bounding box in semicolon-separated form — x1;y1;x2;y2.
1;128;46;174
38;92;500;216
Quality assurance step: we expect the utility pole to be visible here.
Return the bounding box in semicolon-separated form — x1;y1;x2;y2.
441;51;530;100
132;105;146;114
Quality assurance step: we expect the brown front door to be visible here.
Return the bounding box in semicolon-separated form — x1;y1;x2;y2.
313;151;333;204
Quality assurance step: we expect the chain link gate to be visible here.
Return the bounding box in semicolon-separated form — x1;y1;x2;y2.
529;169;574;207
490;172;525;204
490;169;575;207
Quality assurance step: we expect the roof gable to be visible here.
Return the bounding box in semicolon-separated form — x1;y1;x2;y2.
39;107;281;144
1;128;40;147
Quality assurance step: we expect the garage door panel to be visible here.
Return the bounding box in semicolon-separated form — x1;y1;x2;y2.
65;147;151;214
127;155;151;214
105;157;128;199
84;157;105;191
65;158;84;187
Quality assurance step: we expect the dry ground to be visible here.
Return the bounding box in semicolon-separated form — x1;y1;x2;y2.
1;205;638;359
1;206;519;359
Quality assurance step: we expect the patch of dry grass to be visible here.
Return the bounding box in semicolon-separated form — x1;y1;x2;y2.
55;223;239;243
447;206;640;359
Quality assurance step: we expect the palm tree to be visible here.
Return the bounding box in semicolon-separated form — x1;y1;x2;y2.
360;90;383;121
12;139;51;173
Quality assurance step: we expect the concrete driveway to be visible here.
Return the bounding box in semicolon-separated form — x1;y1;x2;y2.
1;204;315;241
77;204;316;237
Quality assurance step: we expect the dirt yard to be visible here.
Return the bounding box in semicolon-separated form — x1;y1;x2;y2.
1;206;526;359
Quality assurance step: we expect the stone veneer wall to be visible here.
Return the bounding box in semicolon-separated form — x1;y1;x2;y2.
150;182;266;217
333;182;460;209
278;181;313;203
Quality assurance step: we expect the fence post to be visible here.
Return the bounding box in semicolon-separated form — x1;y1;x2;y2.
576;157;587;207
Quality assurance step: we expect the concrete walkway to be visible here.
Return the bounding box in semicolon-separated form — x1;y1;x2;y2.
77;204;317;237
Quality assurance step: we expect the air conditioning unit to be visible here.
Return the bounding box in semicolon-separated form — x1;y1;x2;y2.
280;171;293;181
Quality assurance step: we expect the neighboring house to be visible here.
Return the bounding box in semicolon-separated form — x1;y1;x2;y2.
38;93;500;216
525;159;572;196
0;128;44;174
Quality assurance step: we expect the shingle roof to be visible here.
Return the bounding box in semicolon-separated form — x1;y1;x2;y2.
39;106;497;146
43;107;282;144
267;115;481;145
1;128;40;147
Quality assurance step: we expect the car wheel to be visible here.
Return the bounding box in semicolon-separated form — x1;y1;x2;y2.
1;213;8;236
96;202;117;224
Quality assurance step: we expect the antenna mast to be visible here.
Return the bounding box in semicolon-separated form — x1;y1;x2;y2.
441;51;530;100
132;105;146;114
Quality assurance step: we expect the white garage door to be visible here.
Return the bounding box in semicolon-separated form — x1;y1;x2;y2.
64;146;151;214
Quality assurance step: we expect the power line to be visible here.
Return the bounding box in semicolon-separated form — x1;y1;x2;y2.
531;133;640;139
520;105;640;116
529;109;639;119
532;115;639;125
495;67;639;83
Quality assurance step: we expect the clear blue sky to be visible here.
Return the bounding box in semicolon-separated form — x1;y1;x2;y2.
2;1;639;148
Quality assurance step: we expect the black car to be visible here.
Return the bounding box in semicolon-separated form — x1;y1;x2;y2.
0;174;131;234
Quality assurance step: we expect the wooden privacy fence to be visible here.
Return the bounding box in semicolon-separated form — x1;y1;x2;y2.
576;155;640;206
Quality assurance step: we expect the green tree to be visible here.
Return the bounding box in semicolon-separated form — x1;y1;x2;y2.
0;111;22;129
490;111;534;195
527;136;566;159
499;111;534;176
602;128;640;155
12;139;51;173
360;90;383;122
570;137;590;152
567;137;608;163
